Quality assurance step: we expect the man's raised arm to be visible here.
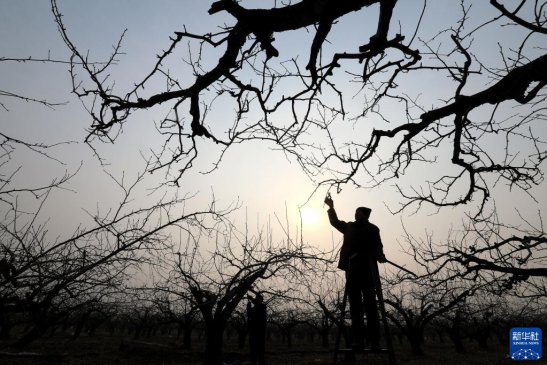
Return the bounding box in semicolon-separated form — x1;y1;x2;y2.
324;195;346;233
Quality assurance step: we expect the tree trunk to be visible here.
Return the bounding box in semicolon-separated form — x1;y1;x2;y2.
202;322;225;365
282;326;293;348
409;337;424;356
407;328;425;356
448;332;466;353
436;329;444;343
182;321;193;349
474;332;489;349
237;328;247;349
494;328;506;346
71;313;89;340
321;328;329;347
0;305;13;340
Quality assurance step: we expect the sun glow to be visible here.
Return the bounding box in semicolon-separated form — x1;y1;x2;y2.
300;206;319;225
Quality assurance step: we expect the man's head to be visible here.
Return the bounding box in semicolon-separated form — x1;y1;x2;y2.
355;206;371;222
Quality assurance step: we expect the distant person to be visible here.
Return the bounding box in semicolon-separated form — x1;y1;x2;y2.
0;258;17;286
324;194;386;350
247;292;266;365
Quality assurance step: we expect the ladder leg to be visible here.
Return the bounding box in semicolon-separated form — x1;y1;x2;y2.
372;263;396;365
332;282;349;365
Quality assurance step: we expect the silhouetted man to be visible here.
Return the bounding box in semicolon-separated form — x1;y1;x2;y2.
247;292;266;365
325;195;386;350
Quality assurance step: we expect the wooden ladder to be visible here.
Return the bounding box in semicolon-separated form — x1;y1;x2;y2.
332;263;396;365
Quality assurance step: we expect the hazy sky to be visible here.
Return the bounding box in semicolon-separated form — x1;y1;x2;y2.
2;1;545;271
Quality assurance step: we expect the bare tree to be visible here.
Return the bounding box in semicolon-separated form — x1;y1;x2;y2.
0;162;233;347
406;208;547;295
306;299;338;348
149;289;200;349
382;270;488;355
432;293;502;353
49;0;546;215
305;270;347;348
268;306;308;349
396;206;546;353
163;217;330;365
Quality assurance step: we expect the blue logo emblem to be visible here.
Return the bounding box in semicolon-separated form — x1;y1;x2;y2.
510;327;542;360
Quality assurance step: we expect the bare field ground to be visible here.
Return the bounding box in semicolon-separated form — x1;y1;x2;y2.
1;334;545;365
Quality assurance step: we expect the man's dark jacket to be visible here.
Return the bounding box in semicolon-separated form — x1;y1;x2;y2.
328;208;384;271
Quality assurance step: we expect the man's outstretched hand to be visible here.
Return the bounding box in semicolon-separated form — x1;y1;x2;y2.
324;195;334;209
